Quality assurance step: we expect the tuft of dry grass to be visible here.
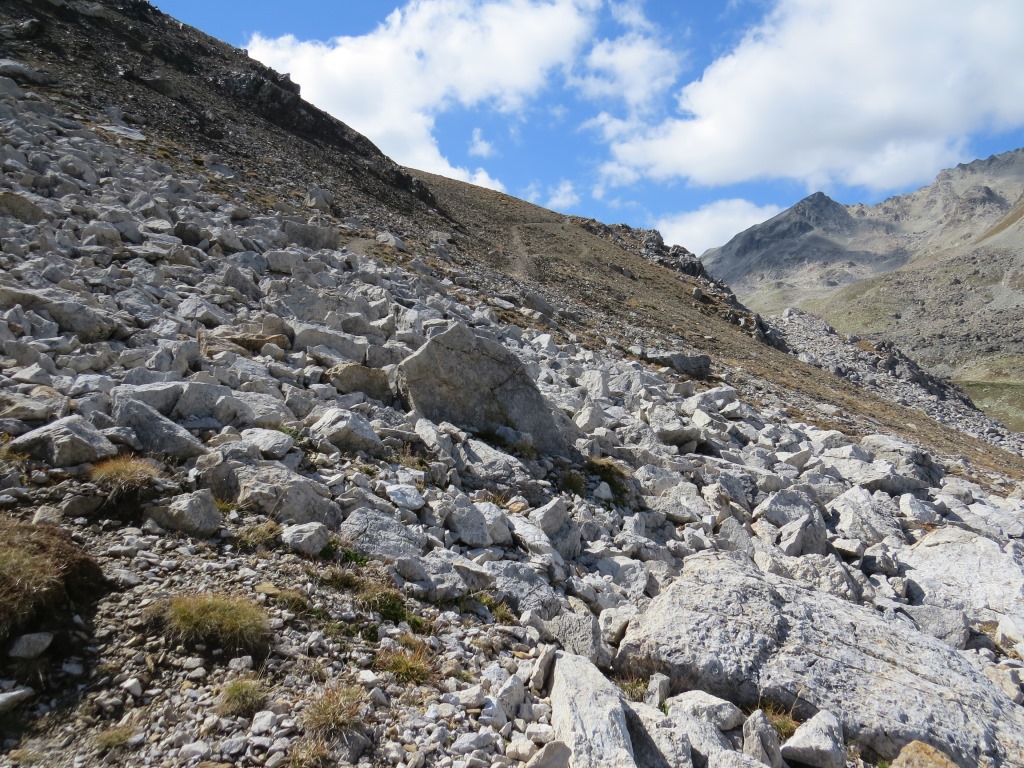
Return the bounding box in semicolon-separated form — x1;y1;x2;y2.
302;685;366;740
373;643;434;684
152;593;271;657
761;701;799;741
89;455;162;497
238;520;282;551
613;674;648;702
357;582;408;624
218;677;267;717
0;517;106;644
94;725;135;753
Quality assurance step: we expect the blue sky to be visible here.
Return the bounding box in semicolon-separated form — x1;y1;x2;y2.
153;0;1024;254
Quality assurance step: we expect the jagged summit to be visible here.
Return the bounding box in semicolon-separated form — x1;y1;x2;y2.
703;146;1024;430
1;2;1024;768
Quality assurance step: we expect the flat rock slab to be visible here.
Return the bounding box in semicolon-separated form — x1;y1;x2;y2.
615;551;1024;766
898;526;1024;625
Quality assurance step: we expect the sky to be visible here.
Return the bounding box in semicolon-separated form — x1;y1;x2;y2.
153;0;1024;255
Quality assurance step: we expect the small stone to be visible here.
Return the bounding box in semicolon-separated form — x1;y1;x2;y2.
8;632;54;659
251;710;278;734
121;677;143;698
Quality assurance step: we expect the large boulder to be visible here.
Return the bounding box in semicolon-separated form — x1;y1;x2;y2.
898;527;1024;626
9;415;117;466
550;653;636;768
112;398;206;460
396;323;569;456
236;464;340;528
615;551;1024;766
148;490;222;536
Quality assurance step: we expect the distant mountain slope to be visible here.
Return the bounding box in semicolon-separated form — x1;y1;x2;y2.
702;149;1024;427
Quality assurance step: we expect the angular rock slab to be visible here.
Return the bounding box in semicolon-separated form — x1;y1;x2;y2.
551;653;636;768
898;526;1024;625
615;551;1024;766
9;415;117;466
397;323;569;456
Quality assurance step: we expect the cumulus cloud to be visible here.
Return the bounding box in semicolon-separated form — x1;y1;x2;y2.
247;0;601;189
468;128;495;158
572;32;681;111
547;180;581;209
656;199;783;255
606;0;1024;190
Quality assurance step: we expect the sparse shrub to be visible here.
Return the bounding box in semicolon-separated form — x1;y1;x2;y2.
373;644;434;684
238;520;282;551
214;495;238;514
318;565;362;591
302;684;366;739
218;678;266;717
560;469;586;496
153;593;271;657
357;583;407;624
94;725;135;752
89;455;162;498
476;592;516;624
0;517;106;644
288;737;332;768
613;674;648;702
0;436;28;481
761;701;799;741
272;588;310;614
586;456;630;501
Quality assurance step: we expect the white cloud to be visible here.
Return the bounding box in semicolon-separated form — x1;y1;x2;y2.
247;0;601;189
572;32;681;110
656;198;783;255
605;0;1024;190
546;180;581;209
469;128;495;158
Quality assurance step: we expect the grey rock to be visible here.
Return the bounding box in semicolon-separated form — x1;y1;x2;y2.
446;499;493;547
898;527;1024;625
310;408;384;457
236;464;340;527
903;605;970;649
524;741;572;768
743;710;784;768
667;690;745;731
8;632;54;659
280;522;330;556
827;486;904;547
9;415;117;466
625;701;694;768
485;560;562;620
326;361;392;402
0;687;34;715
397;323;570;456
148;489;222;536
780;710;844;768
616;551;1024;765
112;398;206;460
240;427;294;459
551;653;636;768
336;508;428;562
543;609;614;668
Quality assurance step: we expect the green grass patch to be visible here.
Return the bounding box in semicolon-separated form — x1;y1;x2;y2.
956;380;1024;432
152;593;271;657
218;677;267;717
